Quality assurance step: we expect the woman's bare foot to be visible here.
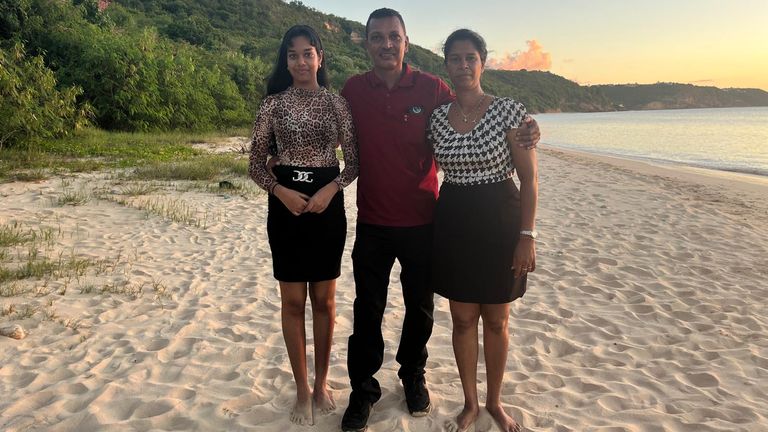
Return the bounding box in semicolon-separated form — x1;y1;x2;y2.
290;395;314;426
485;404;521;432
445;404;480;432
313;387;336;415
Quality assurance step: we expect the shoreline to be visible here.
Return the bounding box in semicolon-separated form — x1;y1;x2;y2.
544;143;768;182
539;105;768;114
540;145;768;214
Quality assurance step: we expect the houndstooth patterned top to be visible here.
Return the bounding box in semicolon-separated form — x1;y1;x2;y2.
428;97;526;186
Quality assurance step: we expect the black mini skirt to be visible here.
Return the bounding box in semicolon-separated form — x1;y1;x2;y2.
432;178;527;304
267;165;346;282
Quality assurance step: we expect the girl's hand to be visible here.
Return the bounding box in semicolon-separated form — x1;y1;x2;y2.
274;185;310;216
304;182;339;214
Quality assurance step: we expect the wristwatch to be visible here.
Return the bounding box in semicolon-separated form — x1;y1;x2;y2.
520;230;538;239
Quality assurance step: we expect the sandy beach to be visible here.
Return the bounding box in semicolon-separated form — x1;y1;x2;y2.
1;144;767;431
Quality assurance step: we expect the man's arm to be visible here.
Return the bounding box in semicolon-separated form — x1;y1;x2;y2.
511;116;540;150
265;154;279;179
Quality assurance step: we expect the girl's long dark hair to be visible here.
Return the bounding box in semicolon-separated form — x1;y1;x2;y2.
266;25;328;96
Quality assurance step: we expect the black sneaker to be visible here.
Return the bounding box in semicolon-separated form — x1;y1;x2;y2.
341;394;373;432
403;375;431;416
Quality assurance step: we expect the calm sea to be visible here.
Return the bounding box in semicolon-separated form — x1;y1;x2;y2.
535;107;768;177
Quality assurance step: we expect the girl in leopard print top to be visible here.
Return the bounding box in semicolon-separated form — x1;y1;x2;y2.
247;25;358;426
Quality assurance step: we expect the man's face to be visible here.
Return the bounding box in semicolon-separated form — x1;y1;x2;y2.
365;16;409;72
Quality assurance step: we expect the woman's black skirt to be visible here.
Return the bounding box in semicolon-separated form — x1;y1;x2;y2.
267;165;346;282
432;178;527;304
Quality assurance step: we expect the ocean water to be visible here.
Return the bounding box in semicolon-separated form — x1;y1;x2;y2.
535;107;768;177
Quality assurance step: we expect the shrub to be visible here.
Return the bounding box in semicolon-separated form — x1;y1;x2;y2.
0;43;90;149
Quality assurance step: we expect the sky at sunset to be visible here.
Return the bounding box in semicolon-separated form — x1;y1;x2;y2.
296;0;768;91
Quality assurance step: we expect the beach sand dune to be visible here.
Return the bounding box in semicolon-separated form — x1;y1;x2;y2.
1;148;767;431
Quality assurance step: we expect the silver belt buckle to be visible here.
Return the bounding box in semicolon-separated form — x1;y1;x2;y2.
292;170;314;183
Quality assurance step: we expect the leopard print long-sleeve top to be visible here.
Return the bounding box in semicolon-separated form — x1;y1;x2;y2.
249;86;358;193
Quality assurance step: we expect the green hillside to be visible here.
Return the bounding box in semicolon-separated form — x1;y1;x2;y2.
2;0;766;148
594;83;768;110
105;0;614;110
483;70;613;113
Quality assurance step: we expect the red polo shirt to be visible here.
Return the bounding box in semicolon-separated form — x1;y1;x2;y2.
341;64;454;227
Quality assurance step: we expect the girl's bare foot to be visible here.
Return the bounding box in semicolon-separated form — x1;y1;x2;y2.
313;387;336;415
445;404;480;432
486;404;521;432
290;395;314;426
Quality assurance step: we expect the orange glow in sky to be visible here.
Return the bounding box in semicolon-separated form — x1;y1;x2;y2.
299;0;768;91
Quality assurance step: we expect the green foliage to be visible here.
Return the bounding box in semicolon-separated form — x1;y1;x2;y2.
38;128;203;163
163;15;218;48
100;0;614;108
0;128;248;181
0;222;33;247
221;52;271;113
0;0;31;40
129;154;244;181
482;70;613;113
5;0;253;137
0;145;110;179
1;0;616;146
406;45;448;80
73;0;114;27
0;43;90;149
7;0;756;149
110;0;374;90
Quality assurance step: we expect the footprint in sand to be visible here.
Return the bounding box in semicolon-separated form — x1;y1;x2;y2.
597;395;627;412
168;387;197;401
215;327;244;343
11;371;38;389
145;338;170;351
628;304;655;314
3;391;57;417
156;337;200;362
682;372;720;388
133;400;175;419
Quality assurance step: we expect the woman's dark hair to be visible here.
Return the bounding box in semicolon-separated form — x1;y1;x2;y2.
266;25;328;95
443;29;488;65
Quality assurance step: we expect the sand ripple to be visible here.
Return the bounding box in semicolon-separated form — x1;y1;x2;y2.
2;151;767;431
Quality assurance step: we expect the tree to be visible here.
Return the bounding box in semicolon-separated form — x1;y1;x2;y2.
163;15;218;48
0;0;31;40
0;43;90;149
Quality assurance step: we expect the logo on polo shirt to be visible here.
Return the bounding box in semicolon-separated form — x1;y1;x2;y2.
408;106;424;115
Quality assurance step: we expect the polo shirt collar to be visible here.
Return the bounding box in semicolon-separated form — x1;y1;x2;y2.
366;63;415;89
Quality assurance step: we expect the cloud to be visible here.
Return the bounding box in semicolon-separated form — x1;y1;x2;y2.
487;40;552;71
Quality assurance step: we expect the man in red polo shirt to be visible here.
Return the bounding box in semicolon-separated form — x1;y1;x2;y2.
340;8;540;431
